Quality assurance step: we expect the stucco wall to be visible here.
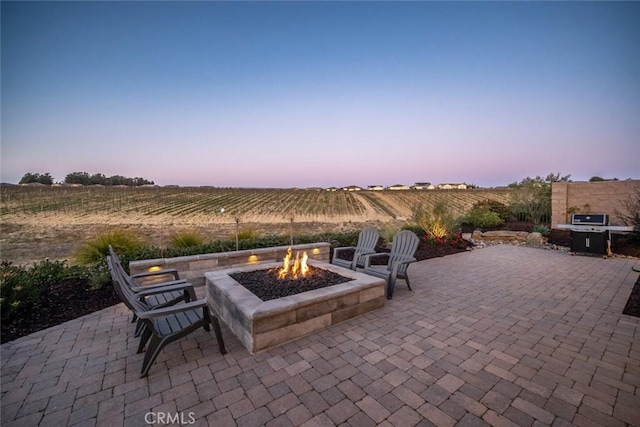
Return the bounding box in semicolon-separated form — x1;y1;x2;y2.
551;180;640;228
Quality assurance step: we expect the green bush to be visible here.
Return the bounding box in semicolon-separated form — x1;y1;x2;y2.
473;200;512;221
1;260;91;322
73;230;144;265
464;205;505;229
169;231;204;249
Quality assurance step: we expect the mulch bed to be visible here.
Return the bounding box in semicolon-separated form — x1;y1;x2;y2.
1;279;120;344
2;228;638;344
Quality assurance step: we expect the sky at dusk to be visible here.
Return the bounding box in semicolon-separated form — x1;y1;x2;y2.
1;1;639;188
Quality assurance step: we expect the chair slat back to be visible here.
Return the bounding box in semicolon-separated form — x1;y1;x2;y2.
355;227;379;255
387;230;420;275
107;255;148;314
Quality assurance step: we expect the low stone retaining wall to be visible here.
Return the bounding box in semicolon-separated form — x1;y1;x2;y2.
129;242;331;286
468;230;546;246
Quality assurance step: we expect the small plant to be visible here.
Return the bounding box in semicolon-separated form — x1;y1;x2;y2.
412;201;459;239
169;231;204;248
423;233;467;249
532;224;550;236
73;230;143;265
379;225;399;247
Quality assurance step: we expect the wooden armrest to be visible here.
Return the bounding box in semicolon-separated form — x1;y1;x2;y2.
130;279;189;292
134;282;196;297
362;252;389;268
136;299;208;319
394;256;417;265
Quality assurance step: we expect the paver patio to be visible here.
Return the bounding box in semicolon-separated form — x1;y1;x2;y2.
2;245;639;426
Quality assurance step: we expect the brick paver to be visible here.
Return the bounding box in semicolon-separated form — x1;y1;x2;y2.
2;245;639;426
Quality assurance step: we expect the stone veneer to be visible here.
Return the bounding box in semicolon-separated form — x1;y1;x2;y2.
129;243;330;286
205;261;386;354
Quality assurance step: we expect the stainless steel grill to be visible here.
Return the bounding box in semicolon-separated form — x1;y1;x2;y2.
556;214;634;257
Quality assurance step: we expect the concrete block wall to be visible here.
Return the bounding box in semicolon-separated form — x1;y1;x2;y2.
129;242;331;286
551;180;640;228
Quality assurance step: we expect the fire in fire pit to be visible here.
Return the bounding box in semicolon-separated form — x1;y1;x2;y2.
230;249;351;301
278;247;309;279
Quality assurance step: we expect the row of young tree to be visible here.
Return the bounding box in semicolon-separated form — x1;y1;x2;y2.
19;172;154;186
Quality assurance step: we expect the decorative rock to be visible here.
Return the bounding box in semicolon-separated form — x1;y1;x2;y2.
480;230;529;242
472;230;483;240
526;232;544;247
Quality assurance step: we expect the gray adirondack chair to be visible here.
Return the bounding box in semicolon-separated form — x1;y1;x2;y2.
332;227;380;270
108;246;195;336
107;255;226;377
362;230;420;299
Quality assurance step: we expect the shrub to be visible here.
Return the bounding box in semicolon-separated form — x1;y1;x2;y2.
379;225;399;246
464;205;504;229
169;231;204;248
474;200;512;221
1;261;37;322
237;227;260;241
401;224;425;236
412;201;459;239
423;233;467;249
73;230;144;265
0;260;91;322
508;173;571;224
615;189;640;240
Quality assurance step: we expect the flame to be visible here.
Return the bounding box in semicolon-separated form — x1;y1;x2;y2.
278;247;309;279
278;247;292;279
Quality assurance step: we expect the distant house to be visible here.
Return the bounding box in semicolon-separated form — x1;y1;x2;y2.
411;182;431;190
437;183;467;190
367;185;384;191
326;187;339;192
387;184;410;191
342;185;363;191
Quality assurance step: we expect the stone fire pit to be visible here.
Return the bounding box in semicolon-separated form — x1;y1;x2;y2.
205;260;385;354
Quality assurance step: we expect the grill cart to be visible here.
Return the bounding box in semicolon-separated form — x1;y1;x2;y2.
557;214;634;257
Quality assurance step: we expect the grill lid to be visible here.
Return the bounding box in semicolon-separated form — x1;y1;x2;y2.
571;214;609;226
